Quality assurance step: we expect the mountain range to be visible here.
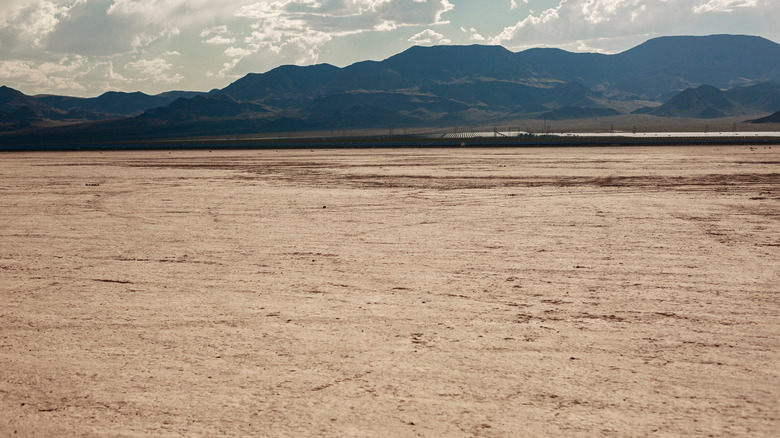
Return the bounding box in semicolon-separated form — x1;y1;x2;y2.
2;34;780;143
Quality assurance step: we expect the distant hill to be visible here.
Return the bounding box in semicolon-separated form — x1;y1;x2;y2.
0;86;205;123
0;86;59;117
643;85;736;118
137;95;269;122
2;34;780;143
749;110;780;123
36;90;206;118
634;82;780;118
0;106;42;131
725;82;780;113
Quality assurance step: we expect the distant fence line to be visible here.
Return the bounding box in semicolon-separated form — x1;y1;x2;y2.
432;131;780;140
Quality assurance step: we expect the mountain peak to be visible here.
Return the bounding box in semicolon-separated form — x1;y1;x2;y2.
647;83;735;118
380;44;521;84
398;43;510;54
0;85;22;95
627;34;778;52
388;44;514;64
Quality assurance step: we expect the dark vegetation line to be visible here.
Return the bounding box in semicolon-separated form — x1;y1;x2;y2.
2;135;778;152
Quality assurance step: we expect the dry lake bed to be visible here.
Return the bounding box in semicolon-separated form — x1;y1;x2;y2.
1;146;778;437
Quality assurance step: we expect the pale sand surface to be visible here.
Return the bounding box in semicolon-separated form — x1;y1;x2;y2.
1;146;778;437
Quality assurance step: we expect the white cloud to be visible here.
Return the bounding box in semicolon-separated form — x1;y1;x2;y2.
0;56;130;95
75;61;131;93
0;60;74;91
436;0;454;23
693;0;759;14
234;2;284;19
107;0;248;27
205;36;235;45
461;26;485;41
225;0;455;73
0;1;69;32
125;57;183;84
224;47;253;58
488;0;779;53
409;29;451;45
0;0;73;58
217;58;242;78
41;0;142;56
200;25;229;37
131;27;180;51
580;0;632;24
374;20;398;31
125;58;170;75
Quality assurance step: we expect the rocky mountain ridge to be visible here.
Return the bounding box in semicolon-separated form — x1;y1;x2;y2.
2;34;780;140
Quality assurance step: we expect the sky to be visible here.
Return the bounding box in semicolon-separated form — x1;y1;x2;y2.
1;0;777;97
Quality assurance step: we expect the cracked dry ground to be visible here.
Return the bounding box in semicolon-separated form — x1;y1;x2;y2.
1;146;778;437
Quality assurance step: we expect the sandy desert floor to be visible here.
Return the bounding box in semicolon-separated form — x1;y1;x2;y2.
1;146;778;437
